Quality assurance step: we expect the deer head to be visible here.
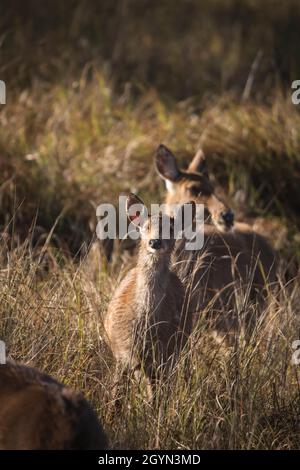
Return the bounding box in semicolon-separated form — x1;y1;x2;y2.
126;193;196;256
155;144;234;231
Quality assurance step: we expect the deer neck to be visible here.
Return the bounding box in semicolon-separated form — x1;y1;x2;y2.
135;252;170;318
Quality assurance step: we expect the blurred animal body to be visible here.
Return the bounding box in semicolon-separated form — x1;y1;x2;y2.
0;360;107;450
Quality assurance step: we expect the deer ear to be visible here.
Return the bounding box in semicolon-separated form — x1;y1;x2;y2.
126;193;147;227
188;148;206;173
155;145;181;182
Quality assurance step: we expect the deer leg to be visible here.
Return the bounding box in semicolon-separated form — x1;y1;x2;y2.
106;363;127;422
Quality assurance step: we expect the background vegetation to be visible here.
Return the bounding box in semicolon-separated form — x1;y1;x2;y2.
1;0;300;449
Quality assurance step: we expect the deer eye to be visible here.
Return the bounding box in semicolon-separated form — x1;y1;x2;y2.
188;186;200;196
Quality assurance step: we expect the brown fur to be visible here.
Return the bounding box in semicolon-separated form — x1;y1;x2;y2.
156;145;277;336
156;144;234;231
104;195;192;386
0;360;107;450
173;224;277;336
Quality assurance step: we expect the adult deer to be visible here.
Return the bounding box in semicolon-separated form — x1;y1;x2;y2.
155;144;277;338
156;145;235;231
0;360;107;450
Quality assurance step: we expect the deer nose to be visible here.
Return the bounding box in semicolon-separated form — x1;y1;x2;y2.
149;239;162;250
221;209;234;227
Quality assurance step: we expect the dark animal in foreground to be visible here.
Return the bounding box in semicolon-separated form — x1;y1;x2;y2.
0;360;107;450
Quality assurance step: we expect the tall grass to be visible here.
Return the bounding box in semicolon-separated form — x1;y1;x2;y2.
1;0;300;450
1;235;300;449
1;75;300;255
2;0;300;98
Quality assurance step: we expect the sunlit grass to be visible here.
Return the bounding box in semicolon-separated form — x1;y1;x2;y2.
1;75;300;257
1;237;300;449
1;37;300;449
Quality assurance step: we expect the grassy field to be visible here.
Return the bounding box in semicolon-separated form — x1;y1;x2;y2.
1;0;300;449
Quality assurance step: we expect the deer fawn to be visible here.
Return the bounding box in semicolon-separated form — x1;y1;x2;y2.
155;144;277;338
104;193;193;394
0;360;107;450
